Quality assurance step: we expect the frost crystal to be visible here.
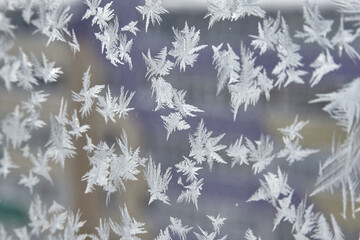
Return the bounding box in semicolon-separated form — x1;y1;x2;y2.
161;112;190;140
211;43;240;94
206;0;265;28
143;47;174;80
250;13;281;55
246;135;275;174
29;148;52;184
69;109;90;140
32;53;63;84
169;22;207;72
193;226;216;240
273;191;296;230
14;227;30;240
189;119;226;170
310;77;360;132
175;156;202;182
69;29;80;55
150;77;175;110
228;43;272;119
117;86;135;119
177;177;204;210
96;86;120;123
83;0;101;20
17;49;38;91
83;134;95;154
273;17;306;88
121;21;140;36
312;214;344;240
32;4;73;46
46;99;76;169
0;12;16;38
83;129;141;204
244;228;262;240
278;115;309;141
2;105;31;149
72;66;105;118
331;14;360;61
0;148;18;178
309;50;340;87
92;2;114;30
295;2;333;49
136;0;168;32
247;167;291;205
207;214;226;234
110;205;147;240
169;217;193;240
277;137;319;165
91;219;110;240
310;125;360;219
144;158;172;205
292;199;319;239
19;171;39;193
155;227;172;240
226;135;249;167
118;33;134;70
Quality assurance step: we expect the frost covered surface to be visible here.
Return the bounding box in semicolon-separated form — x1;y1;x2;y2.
1;0;360;239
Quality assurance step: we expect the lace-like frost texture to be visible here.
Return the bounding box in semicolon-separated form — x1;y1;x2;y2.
0;0;360;239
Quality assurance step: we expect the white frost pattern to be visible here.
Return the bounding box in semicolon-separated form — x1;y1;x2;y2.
1;0;360;239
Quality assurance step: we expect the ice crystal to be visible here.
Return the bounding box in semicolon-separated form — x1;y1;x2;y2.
226;135;249;167
136;0;168;32
32;53;63;84
29;148;52;184
246;135;275;174
310;77;360;132
189;119;226;171
295;2;333;50
228;43;272;119
69;109;90;140
177;177;204;210
121;21;140;36
83;129;141;204
143;47;174;80
2;105;31;149
46;99;76;169
175;156;202;182
169;22;207;72
32;4;73;46
110;205;147;240
92;2;114;30
144;158;172;205
247;167;291;205
277;137;319;165
169;217;193;240
211;43;240;94
206;0;265;28
207;214;226;234
96;86;120;124
278;115;309;141
0;148;18;179
250;13;281;55
331;14;360;61
309;50;340;87
72;66;105;118
244;228;262;240
161;112;190;140
155;227;172;240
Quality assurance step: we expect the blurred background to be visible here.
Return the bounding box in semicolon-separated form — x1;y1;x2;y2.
0;0;360;239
